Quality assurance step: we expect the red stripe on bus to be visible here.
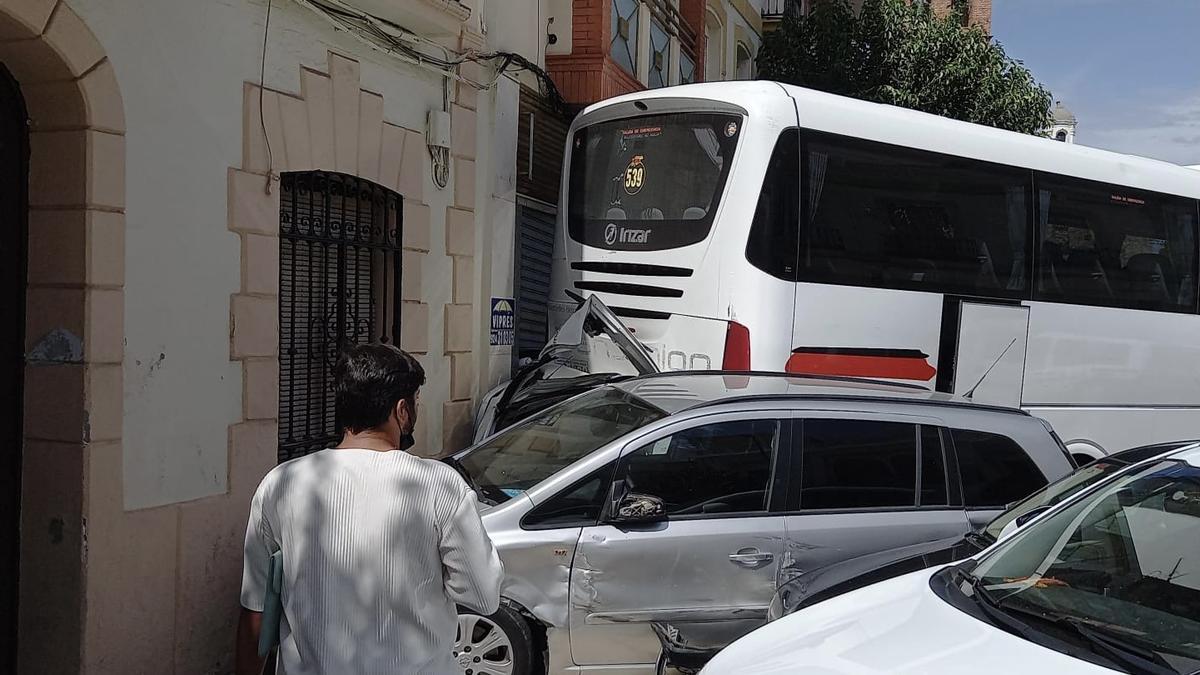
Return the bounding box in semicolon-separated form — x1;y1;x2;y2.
785;353;937;381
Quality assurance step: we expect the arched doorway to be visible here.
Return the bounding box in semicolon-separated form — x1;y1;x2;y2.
735;41;753;79
0;2;127;669
0;62;28;674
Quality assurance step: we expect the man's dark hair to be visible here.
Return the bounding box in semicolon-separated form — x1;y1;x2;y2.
334;344;426;432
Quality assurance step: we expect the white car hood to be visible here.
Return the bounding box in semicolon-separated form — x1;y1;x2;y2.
703;566;1120;675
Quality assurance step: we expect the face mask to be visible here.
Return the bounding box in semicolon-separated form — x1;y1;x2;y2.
396;401;417;452
398;432;415;452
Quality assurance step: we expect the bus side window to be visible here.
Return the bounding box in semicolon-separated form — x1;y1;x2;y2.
745;128;800;281
799;130;1030;299
1033;173;1199;313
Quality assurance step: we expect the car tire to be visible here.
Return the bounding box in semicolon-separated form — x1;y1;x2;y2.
455;604;539;675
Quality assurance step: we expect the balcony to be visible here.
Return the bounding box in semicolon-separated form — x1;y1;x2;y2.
761;0;802;21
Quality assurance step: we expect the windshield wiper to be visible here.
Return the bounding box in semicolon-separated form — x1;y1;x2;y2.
957;570;1041;642
1052;617;1182;675
980;586;1183;675
957;572;1177;675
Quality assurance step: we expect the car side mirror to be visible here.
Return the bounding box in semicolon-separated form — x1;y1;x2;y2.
611;493;667;524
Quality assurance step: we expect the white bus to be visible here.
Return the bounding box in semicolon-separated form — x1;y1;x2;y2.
549;81;1200;464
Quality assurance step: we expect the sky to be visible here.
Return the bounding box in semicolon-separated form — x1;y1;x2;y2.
992;0;1200;166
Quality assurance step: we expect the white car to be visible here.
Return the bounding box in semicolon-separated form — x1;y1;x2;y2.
703;443;1200;674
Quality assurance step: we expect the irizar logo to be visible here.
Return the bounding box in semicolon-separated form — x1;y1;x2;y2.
604;222;652;246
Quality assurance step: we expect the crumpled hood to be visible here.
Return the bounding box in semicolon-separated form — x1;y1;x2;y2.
702;567;1118;675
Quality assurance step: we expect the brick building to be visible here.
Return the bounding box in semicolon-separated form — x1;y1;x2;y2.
544;0;764;108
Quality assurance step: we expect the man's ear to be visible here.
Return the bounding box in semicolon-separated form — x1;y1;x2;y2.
395;398;412;426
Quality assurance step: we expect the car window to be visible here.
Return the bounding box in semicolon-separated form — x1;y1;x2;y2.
800;419;918;510
952;428;1047;508
1108;440;1198;465
522;464;615;530
622;419;780;516
920;425;949;507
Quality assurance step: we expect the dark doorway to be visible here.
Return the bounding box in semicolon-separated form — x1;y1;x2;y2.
513;201;556;371
0;63;28;673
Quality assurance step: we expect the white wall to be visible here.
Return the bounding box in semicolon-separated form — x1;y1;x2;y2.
481;0;549;69
544;0;573;56
70;0;472;508
482;75;520;392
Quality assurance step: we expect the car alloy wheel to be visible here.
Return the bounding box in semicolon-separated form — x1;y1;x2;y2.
454;612;516;675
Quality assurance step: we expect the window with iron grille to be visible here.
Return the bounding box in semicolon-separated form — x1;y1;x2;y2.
277;171;403;462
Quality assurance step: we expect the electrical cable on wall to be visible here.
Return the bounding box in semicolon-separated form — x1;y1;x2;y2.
259;0;277;194
293;0;567;114
430;77;450;189
289;0;570;192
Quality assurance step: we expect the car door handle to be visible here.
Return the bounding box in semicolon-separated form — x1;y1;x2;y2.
729;548;774;569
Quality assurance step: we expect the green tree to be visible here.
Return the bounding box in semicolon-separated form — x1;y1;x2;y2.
757;0;1053;135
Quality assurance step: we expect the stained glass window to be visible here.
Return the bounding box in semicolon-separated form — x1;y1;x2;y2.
611;0;639;76
648;17;670;88
680;51;695;84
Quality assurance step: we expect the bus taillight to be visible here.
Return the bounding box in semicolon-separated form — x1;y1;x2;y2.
722;321;751;371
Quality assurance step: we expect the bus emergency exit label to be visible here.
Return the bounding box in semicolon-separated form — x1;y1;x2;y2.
490;297;515;346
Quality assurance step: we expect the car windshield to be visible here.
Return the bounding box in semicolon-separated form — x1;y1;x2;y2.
971;458;1200;671
983;460;1129;541
458;387;666;505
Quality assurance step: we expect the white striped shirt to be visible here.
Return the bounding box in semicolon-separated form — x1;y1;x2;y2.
241;448;504;674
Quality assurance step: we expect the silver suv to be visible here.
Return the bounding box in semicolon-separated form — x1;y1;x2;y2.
447;372;1075;674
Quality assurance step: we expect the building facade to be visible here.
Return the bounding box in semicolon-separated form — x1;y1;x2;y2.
545;0;763;106
1;0;771;670
0;0;551;671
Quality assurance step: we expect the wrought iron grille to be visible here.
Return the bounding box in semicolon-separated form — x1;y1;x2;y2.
277;171;403;462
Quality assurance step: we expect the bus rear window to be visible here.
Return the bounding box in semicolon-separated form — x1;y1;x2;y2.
567;112;740;251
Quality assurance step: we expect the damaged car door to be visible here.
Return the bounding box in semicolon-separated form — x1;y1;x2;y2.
567;413;790;669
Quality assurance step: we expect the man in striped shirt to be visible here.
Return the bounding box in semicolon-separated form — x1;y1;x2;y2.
236;344;504;674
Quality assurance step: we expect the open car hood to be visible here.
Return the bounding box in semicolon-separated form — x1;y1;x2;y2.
539;294;658;373
490;295;658;433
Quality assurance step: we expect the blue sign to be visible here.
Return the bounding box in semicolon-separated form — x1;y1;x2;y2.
490;297;515;346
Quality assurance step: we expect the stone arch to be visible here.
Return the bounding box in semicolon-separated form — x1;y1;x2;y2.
0;0;126;672
733;23;756;80
703;2;725;81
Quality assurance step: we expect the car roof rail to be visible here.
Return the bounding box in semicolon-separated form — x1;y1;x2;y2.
680;392;1032;417
632;369;933;391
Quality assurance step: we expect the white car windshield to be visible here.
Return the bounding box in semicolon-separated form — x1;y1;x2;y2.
970;458;1200;670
